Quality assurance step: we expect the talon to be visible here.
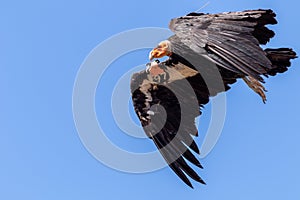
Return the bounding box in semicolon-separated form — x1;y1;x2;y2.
243;76;267;103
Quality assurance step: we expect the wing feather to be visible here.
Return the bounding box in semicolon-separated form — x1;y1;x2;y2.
130;60;235;187
169;9;277;80
130;9;296;188
131;69;209;187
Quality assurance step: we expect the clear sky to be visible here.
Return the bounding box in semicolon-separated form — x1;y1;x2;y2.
1;0;300;199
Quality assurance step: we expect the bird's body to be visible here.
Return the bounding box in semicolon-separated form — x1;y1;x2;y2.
131;9;297;188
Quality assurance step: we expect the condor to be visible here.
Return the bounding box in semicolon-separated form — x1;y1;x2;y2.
130;9;297;188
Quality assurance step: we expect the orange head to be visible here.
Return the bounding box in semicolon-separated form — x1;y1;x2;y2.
149;40;172;60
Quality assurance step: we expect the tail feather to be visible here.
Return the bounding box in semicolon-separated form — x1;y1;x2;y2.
243;48;296;103
265;48;297;76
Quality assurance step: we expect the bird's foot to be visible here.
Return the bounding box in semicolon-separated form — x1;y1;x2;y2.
243;76;268;103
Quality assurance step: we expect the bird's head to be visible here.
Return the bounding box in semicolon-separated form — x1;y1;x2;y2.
149;40;172;60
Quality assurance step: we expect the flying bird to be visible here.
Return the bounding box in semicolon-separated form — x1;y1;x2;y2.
130;9;297;188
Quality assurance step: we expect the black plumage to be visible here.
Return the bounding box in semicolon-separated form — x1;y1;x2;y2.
130;9;297;188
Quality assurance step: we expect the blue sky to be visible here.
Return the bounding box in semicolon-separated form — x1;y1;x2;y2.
1;0;300;199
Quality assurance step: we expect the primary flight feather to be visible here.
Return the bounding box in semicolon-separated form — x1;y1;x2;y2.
130;9;297;188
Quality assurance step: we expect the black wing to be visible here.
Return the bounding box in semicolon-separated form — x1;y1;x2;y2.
130;49;296;187
130;9;296;188
130;62;236;188
130;54;296;188
169;9;278;81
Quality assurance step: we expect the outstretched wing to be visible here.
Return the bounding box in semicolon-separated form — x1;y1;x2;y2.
130;62;235;188
169;9;277;81
130;9;296;188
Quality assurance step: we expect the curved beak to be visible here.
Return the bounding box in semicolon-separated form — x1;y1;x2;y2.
149;49;156;61
149;50;154;61
149;40;172;61
149;48;170;61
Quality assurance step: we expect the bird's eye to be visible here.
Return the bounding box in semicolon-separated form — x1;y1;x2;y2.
155;59;160;63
